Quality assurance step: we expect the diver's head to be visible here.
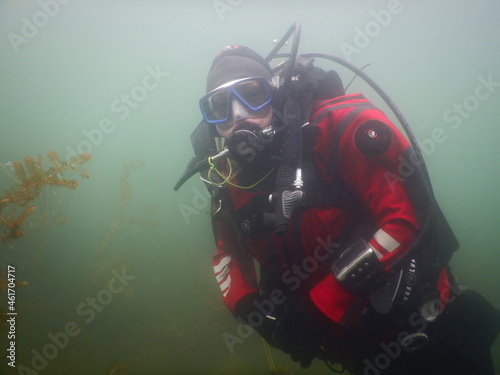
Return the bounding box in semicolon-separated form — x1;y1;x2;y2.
200;45;275;140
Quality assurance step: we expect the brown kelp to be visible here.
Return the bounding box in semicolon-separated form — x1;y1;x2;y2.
0;151;90;242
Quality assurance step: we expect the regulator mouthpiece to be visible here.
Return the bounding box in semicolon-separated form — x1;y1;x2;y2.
226;125;275;166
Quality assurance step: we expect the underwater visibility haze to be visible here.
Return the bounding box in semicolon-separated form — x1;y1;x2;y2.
0;0;499;374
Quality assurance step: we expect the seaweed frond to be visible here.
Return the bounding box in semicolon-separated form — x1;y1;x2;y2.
0;151;91;242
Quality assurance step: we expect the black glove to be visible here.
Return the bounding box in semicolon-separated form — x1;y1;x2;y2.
271;297;329;368
233;292;281;348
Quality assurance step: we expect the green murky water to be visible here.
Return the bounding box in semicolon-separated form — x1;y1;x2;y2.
1;1;499;374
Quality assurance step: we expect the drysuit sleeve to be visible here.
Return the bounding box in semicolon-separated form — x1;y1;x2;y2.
211;215;258;314
338;108;420;269
312;99;423;270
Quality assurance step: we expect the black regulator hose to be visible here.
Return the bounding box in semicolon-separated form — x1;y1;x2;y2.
266;22;302;110
299;52;434;193
268;50;455;274
174;22;302;193
176;25;430;206
264;22;306;236
173;157;207;192
297;53;462;274
173;148;229;191
272;87;303;235
266;22;300;62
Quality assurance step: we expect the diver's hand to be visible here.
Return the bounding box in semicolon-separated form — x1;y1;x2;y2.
271;298;327;368
233;293;281;347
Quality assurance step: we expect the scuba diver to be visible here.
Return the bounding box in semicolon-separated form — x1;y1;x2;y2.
175;24;500;374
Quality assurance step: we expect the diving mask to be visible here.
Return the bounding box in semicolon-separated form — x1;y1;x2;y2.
199;77;273;124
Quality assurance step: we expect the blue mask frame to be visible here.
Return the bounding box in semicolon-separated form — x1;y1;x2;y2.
199;77;272;124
